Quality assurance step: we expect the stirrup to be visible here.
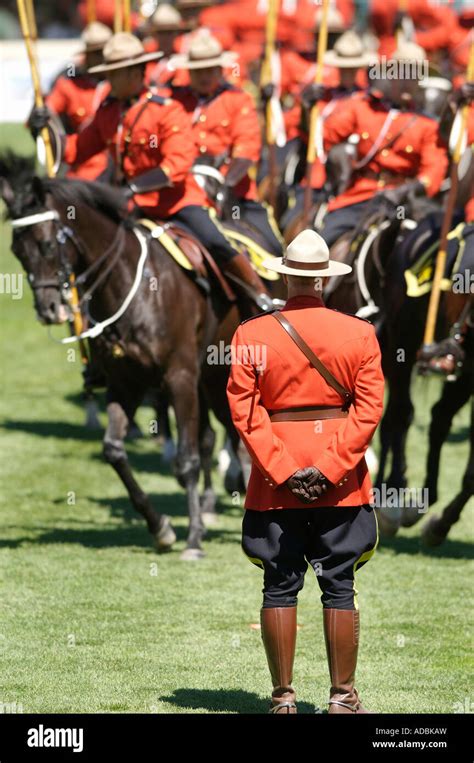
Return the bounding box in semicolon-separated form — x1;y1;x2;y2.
269;701;297;713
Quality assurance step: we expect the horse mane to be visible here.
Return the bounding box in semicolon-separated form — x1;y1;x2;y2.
0;150;127;224
0;151;36;187
42;177;127;224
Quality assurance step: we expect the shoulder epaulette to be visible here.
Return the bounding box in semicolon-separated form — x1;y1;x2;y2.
240;307;279;325
330;307;372;323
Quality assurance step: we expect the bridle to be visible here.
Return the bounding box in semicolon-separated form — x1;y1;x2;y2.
10;205;149;343
10;208;87;300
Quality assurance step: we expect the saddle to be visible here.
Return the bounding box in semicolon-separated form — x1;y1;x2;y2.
137;218;236;302
220;219;281;282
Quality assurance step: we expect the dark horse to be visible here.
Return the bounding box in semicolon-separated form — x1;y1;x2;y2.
0;153;242;560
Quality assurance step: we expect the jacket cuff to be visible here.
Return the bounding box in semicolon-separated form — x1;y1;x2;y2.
315;455;347;487
261;457;301;489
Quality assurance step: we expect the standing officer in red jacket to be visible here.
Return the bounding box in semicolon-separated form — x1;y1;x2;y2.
226;229;385;713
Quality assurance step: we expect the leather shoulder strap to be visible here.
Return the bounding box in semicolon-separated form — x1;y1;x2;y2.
272;311;353;408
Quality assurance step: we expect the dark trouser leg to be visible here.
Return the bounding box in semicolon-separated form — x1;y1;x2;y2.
242;508;310;712
237;198;284;256
172;205;273;312
319;200;373;247
305;505;378;713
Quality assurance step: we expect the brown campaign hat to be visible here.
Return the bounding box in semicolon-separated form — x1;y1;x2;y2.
148;3;190;32
88;32;163;73
325;30;378;68
169;28;237;70
81;21;113;52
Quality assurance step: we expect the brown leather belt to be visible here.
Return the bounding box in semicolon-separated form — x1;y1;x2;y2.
268;406;349;422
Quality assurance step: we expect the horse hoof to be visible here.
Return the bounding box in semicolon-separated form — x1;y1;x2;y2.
400;505;425;528
153;516;177;552
180;548;205;561
376;507;401;537
421;516;446;548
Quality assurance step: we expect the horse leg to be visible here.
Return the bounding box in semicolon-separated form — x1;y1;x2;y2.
103;395;176;552
155;393;176;464
424;372;472;505
422;400;474;547
386;368;415;491
165;361;204;560
83;387;101;430
198;389;218;526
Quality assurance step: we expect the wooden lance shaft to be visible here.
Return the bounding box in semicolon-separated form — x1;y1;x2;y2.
87;0;96;24
261;0;279;213
16;0;55;178
123;0;131;33
303;0;329;223
114;0;123;33
18;0;86;343
422;39;474;347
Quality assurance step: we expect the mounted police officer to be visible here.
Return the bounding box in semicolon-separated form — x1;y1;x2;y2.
28;32;274;312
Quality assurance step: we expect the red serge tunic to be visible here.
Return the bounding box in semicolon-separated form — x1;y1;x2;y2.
226;295;385;511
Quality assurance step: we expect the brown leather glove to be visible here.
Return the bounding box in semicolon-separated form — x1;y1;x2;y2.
286;467;330;504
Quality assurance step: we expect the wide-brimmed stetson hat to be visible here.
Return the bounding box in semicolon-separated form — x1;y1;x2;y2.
81;21;113;53
168;29;237;70
262;230;352;278
147;3;191;32
88;32;164;73
388;40;439;78
325;29;377;68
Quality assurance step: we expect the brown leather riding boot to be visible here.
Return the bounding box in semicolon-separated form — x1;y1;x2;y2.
221;251;274;312
260;606;297;714
323;608;370;714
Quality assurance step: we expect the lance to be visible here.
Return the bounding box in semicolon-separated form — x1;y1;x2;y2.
421;37;474;349
261;0;280;213
303;0;329;225
114;0;124;33
16;0;54;178
397;0;409;46
86;0;96;23
123;0;132;33
17;0;87;352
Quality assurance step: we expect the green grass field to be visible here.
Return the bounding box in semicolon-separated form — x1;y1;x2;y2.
0;124;472;714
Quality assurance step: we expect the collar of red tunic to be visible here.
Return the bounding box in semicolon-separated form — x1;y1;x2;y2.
283;294;325;309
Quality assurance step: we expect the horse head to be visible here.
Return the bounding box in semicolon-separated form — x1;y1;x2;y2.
0;153;78;325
